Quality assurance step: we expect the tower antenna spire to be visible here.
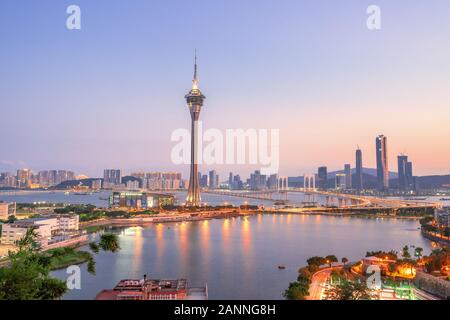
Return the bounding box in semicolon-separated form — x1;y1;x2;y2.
194;49;198;81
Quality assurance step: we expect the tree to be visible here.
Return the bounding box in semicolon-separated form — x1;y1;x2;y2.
414;247;423;260
89;242;99;254
341;257;349;266
326;278;373;300
307;256;326;267
0;231;67;300
15;228;41;252
402;246;411;259
99;233;120;252
284;281;309;300
325;255;338;267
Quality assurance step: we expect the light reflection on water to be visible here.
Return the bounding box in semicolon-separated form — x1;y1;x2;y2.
52;214;433;300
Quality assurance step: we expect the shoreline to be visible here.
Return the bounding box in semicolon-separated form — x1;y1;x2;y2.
79;210;424;232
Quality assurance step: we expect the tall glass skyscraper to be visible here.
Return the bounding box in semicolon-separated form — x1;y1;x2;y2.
344;164;352;190
355;148;363;190
397;155;408;191
317;166;328;189
376;135;389;191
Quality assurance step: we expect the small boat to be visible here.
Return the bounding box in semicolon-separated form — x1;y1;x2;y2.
278;265;286;270
439;198;450;201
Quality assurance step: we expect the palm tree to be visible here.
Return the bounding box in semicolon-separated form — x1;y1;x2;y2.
99;233;120;252
342;257;349;266
402;245;411;259
15;228;41;252
415;247;423;260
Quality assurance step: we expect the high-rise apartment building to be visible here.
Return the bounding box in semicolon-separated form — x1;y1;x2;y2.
355;148;363;190
317;166;328;189
344;164;352;190
103;169;122;185
376;135;389;191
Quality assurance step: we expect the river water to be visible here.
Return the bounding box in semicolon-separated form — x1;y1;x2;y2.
0;190;436;300
52;214;433;300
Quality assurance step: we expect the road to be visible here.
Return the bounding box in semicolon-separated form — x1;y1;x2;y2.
307;268;333;300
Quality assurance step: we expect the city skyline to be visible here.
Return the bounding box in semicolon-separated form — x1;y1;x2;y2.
2;1;450;177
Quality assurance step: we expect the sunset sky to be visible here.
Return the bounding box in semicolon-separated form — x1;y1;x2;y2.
1;0;450;178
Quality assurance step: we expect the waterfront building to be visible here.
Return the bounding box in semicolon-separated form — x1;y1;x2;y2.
138;172;182;190
109;191;175;209
398;155;408;191
248;170;268;190
96;277;208;300
37;214;80;232
0;202;15;220
104;169;122;185
185;54;205;206
200;174;209;188
91;179;102;190
126;180;140;190
376;135;389;191
37;170;75;187
233;175;243;190
16;169;32;188
355;148;363;190
435;208;450;227
406;161;414;191
317;166;328;190
0;172;17;188
344;164;352;190
54;215;79;232
335;174;346;190
1;221;52;246
208;170;218;189
0;214;80;246
267;174;278;190
398;155;415;192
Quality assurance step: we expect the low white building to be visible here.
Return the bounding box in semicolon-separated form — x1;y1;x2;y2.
56;215;79;231
30;217;59;233
1;222;52;246
0;214;79;246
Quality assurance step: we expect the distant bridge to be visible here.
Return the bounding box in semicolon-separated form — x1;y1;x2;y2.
203;188;440;210
203;190;279;201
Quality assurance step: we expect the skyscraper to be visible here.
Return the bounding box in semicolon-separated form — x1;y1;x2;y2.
103;169;122;185
185;53;205;206
16;169;32;188
335;174;346;190
209;170;217;189
397;155;408;191
376;135;389;191
317;166;328;189
344;164;352;190
355;148;363;190
406;161;414;191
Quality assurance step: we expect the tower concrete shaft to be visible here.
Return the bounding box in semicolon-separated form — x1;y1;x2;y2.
185;53;205;206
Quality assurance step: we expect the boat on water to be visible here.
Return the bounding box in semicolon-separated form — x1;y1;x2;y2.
278;265;286;270
440;198;450;201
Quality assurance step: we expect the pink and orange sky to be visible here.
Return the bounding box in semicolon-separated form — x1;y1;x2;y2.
1;0;449;177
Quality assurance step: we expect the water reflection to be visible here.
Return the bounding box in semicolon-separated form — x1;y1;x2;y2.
53;214;433;300
131;227;143;275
